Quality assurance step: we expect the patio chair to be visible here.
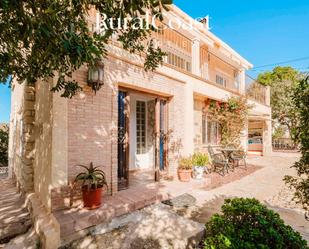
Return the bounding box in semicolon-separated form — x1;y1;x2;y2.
230;150;247;169
208;146;229;175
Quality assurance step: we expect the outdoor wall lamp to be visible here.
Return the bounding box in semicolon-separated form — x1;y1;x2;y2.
87;62;104;94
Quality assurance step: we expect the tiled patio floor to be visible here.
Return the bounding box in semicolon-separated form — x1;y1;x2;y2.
53;164;262;242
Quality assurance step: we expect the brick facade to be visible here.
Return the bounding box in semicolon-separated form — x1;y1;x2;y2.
10;6;272;214
47;54;188;210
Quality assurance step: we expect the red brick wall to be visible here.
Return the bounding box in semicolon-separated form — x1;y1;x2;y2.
67;66;118;194
50;55;187;211
51;185;82;211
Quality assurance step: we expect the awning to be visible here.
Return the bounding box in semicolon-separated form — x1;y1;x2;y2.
248;114;272;121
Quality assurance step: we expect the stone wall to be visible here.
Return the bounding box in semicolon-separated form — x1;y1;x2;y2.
33;79;53;209
11;83;36;193
20;85;36;192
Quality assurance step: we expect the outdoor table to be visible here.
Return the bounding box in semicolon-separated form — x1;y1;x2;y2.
220;148;238;157
219;148;240;166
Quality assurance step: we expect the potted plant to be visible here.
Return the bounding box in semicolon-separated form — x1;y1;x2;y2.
178;157;193;182
74;162;108;209
192;153;209;180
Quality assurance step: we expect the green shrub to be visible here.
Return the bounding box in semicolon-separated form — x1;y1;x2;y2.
204;198;308;249
178;157;193;170
192;153;209;167
0;125;9;166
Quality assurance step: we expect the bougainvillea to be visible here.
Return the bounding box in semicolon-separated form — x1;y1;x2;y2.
209;97;251;147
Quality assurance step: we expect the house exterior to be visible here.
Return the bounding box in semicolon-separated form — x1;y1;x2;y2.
9;5;272;214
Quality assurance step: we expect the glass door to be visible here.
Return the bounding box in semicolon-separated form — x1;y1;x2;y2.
155;98;168;181
118;91;129;190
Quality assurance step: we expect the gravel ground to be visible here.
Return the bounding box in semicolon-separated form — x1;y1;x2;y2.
61;204;204;249
1;228;40;249
266;184;305;211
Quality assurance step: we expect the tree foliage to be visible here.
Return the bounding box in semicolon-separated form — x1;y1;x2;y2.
272;125;287;140
204;198;308;249
284;76;309;212
0;125;9;166
209;97;251;147
257;66;300;140
0;0;172;98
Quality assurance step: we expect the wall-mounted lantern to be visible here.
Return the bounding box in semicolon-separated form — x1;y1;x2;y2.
87;62;104;94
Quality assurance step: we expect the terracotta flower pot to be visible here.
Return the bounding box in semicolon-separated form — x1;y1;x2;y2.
82;186;103;209
178;169;192;182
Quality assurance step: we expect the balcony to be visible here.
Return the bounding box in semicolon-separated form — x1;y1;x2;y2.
200;46;241;93
245;75;268;105
154;28;192;73
106;22;249;96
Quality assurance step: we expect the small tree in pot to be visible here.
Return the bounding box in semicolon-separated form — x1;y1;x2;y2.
192;153;209;180
178;157;193;182
75;162;108;209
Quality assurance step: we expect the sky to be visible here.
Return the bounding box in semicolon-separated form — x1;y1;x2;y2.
174;0;309;75
0;79;11;123
1;1;309;123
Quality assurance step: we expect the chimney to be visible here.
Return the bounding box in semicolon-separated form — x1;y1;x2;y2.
199;15;210;30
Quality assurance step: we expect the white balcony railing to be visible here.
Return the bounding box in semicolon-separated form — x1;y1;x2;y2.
154;28;192;73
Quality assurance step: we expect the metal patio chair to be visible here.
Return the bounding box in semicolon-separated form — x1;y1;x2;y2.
230;149;247;169
208;146;229;175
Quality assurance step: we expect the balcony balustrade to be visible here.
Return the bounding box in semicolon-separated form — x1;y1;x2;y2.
200;47;241;93
153;27;192;73
98;15;268;104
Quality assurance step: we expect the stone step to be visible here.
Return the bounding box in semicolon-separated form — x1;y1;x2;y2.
0;179;34;246
60;203;205;249
0;228;39;249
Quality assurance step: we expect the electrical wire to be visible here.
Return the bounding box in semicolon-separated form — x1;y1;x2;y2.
249;56;309;71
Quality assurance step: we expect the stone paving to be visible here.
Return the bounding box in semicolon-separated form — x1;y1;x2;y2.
59;153;309;248
1;153;306;248
61;204;204;249
0;178;38;248
55;162;260;244
54;185;172;244
183;153;309;242
188;153;300;204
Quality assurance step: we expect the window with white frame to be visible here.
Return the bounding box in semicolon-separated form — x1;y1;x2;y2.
136;101;146;154
215;74;228;87
202;115;220;145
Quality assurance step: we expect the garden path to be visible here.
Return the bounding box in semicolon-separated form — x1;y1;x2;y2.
0;178;38;249
62;153;309;248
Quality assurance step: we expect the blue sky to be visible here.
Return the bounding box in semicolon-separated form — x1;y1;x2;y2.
0;79;11;123
174;0;309;75
1;1;309;122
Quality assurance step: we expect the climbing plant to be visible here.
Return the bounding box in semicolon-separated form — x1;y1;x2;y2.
209;97;251;147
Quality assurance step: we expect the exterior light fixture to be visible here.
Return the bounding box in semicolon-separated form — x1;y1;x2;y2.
87;62;104;94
